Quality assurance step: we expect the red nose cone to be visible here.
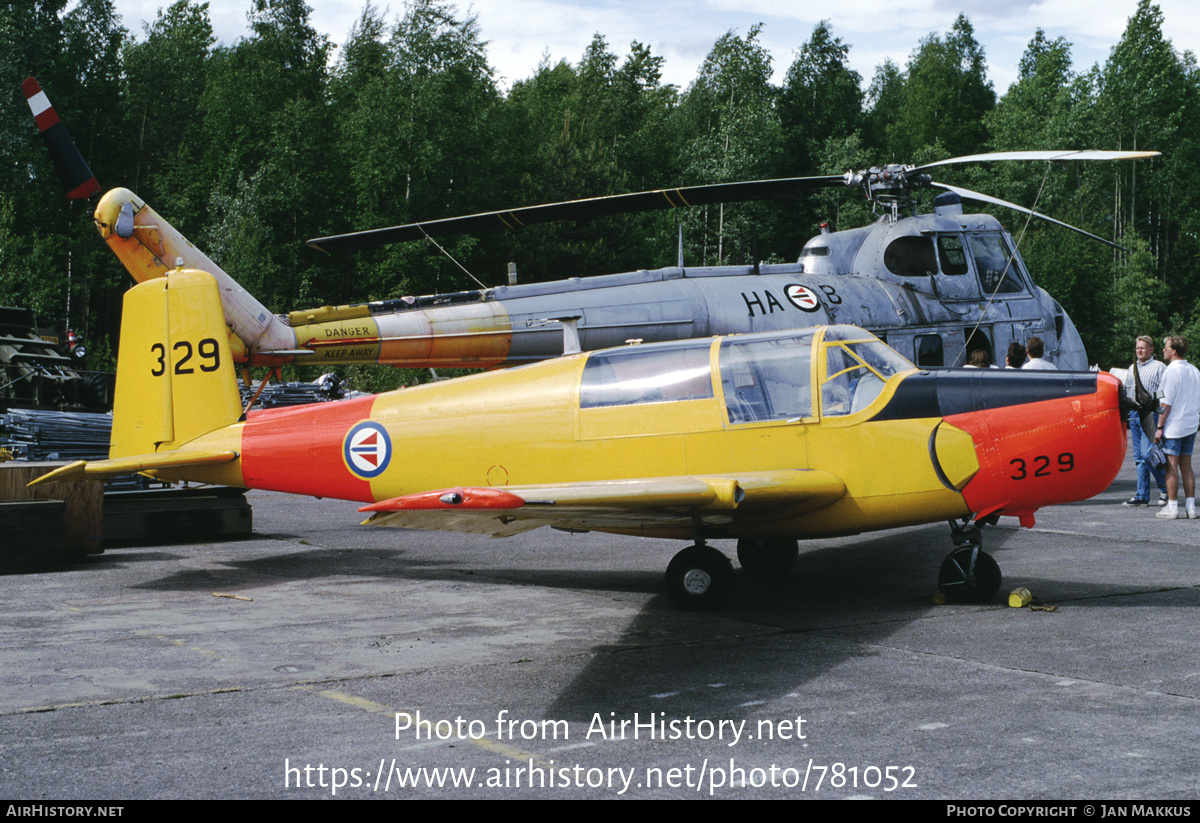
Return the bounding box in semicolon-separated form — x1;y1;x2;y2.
954;372;1126;518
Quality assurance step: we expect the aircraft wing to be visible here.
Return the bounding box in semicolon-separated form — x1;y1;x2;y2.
358;470;846;537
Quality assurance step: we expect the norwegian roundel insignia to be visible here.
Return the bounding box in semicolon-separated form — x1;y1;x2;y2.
343;421;392;479
785;284;822;312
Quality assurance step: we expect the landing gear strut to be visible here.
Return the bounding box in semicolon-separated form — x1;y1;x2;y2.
665;544;734;611
938;518;1001;603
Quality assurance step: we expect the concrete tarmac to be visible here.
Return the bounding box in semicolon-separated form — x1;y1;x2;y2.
1;450;1198;799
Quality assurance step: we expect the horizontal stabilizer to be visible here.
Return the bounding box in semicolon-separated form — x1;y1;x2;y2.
359;470;846;537
28;449;238;487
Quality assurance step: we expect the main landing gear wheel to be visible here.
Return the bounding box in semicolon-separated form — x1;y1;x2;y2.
736;538;799;579
938;545;1002;603
665;545;734;611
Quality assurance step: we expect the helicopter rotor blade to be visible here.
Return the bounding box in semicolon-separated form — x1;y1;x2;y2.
307;174;848;253
931;181;1126;251
914;150;1160;173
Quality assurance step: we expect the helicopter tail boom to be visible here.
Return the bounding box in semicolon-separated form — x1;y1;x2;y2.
92;188;295;357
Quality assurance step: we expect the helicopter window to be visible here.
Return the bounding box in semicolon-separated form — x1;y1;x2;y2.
801;245;830;256
883;236;938;277
580;342;713;408
915;334;944;367
937;235;970;275
719;334;814;423
969;234;1025;294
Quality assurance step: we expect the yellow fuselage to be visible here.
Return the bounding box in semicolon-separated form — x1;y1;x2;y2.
173;348;968;540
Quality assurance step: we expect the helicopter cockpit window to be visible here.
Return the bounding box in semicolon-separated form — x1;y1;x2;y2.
719;334;815;423
883;236;938;277
580;342;713;409
969;234;1025;294
937;235;970;275
821;327;914;416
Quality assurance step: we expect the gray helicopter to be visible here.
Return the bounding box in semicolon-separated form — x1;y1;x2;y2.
298;151;1155;372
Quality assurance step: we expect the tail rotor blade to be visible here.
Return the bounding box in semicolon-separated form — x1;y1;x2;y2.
22;77;100;200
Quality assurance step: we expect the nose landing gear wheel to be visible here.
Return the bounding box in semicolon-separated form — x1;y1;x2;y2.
736;538;799;579
938;545;1001;603
665;545;734;611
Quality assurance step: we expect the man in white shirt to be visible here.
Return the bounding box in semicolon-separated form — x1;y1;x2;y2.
1021;336;1057;370
1155;335;1200;519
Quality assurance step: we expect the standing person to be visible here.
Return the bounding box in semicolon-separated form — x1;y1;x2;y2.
1021;336;1057;370
1155;335;1200;520
1123;336;1168;507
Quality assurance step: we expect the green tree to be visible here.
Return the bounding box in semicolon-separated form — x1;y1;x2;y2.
863;58;903;156
123;1;216;218
774;21;864;258
3;1;129;346
987;30;1075;155
677;25;784;265
329;0;501;298
196;0;336;310
889;14;995;160
1096;0;1200;281
778;21;862;175
495;35;680;280
0;0;70;244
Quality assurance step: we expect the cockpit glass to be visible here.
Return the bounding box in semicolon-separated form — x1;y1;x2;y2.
969;234;1025;294
820;327;914;416
580;342;713;408
719;333;815;423
822;327;915;376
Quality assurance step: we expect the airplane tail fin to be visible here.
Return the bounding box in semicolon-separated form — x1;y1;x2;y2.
110;269;243;459
29;270;243;488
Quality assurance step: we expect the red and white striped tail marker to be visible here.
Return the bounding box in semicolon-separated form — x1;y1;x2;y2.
22;77;101;200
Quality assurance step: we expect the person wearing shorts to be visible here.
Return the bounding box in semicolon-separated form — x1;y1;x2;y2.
1155;336;1200;519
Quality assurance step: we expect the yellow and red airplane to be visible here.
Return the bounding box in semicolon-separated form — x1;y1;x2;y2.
34;269;1127;609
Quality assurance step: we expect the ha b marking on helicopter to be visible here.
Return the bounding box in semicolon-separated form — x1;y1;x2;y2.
24;76;1157;373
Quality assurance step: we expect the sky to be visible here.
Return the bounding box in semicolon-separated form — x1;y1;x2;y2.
102;0;1200;95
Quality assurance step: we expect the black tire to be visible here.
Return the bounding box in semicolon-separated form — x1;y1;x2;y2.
736;538;799;579
665;545;734;611
938;547;1001;603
